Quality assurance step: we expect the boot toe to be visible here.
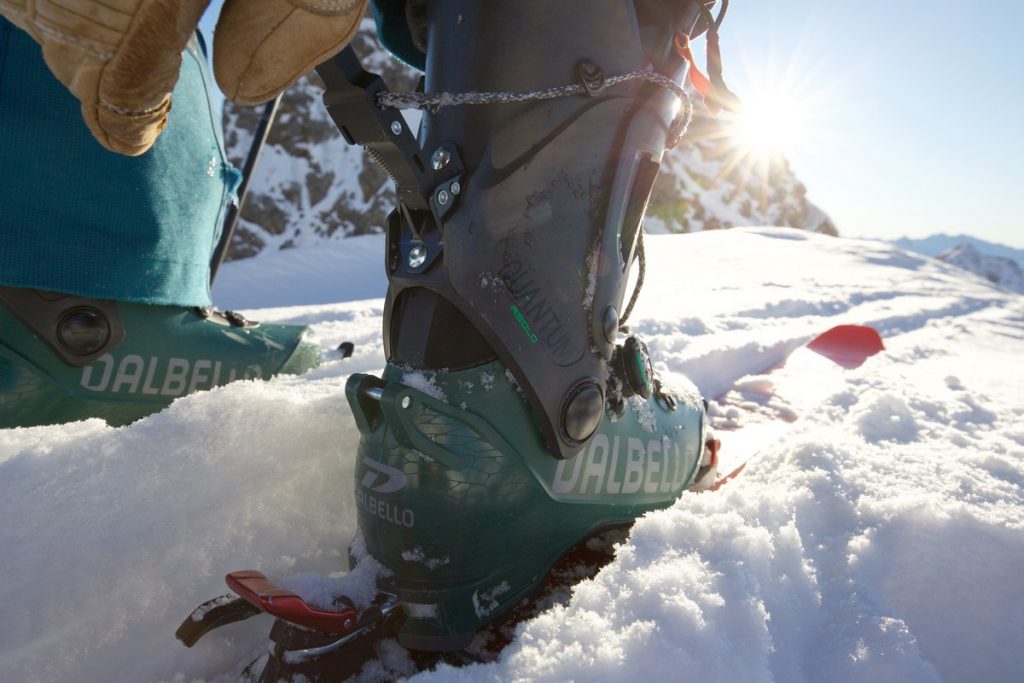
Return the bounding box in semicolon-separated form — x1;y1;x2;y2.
275;327;322;376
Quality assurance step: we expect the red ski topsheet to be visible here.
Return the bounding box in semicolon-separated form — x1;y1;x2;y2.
805;324;885;369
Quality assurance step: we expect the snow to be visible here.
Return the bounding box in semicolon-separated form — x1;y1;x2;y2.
2;228;1022;682
397;369;448;402
212;234;388;309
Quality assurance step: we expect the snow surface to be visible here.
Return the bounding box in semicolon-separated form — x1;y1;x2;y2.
2;228;1022;682
213;234;388;309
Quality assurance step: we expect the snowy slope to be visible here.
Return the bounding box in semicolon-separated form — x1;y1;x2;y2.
886;235;1024;295
646;116;836;236
2;229;1022;683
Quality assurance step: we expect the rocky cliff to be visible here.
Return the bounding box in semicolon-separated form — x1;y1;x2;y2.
222;19;836;261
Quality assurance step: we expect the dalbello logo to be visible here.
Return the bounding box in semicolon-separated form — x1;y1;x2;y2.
357;458;415;528
360;458;408;493
552;433;693;496
80;354;262;396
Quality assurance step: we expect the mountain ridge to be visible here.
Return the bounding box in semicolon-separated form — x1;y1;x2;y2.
892;234;1024;268
936;242;1024;294
222;19;836;261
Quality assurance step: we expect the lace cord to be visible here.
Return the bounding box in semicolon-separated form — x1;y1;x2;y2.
376;70;692;147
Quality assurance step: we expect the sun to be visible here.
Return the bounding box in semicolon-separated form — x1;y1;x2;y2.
718;74;816;169
685;52;838;192
725;90;806;163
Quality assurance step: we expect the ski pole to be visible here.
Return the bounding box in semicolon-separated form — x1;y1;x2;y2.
209;94;282;286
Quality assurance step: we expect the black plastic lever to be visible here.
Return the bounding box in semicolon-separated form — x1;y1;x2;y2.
316;48;431;212
175;594;262;648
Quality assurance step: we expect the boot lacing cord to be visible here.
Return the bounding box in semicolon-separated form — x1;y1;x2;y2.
618;228;645;332
377;70;694;148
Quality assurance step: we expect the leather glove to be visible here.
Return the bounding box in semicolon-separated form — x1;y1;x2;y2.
214;0;367;106
0;0;367;156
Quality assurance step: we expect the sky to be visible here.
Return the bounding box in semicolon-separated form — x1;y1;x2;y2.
715;0;1024;247
201;1;1023;248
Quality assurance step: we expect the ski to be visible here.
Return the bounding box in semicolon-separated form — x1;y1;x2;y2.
707;324;885;489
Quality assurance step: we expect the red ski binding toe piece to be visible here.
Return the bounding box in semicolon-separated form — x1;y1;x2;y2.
226;570;357;634
806;324;884;369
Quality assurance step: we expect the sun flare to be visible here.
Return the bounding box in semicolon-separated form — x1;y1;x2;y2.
719;74;817;170
684;53;836;192
726;91;806;163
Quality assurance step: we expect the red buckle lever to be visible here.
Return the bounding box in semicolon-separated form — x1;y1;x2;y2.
225;570;358;634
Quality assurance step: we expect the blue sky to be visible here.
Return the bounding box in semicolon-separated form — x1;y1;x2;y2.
717;0;1024;247
202;1;1022;248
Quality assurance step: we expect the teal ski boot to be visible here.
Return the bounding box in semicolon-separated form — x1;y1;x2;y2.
346;354;707;650
0;286;320;428
176;0;722;672
337;0;716;648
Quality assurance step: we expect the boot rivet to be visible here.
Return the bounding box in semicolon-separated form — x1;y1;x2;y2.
578;58;607;97
450;182;461;196
437;189;450;206
408;245;426;268
562;382;603;443
602;306;619;343
431;147;450;170
57;308;110;356
401;396;412;409
390;120;403;135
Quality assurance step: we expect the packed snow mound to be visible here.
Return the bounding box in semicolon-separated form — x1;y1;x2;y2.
938;243;1024;294
2;228;1022;683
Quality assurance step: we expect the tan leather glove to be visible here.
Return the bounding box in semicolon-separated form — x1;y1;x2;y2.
214;0;368;106
0;0;210;156
0;0;367;156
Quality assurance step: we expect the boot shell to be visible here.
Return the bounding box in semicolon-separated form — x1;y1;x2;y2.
0;301;320;428
347;359;705;649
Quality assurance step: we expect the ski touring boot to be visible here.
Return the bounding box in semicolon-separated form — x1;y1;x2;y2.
178;0;732;675
340;0;720;652
0;286;321;428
